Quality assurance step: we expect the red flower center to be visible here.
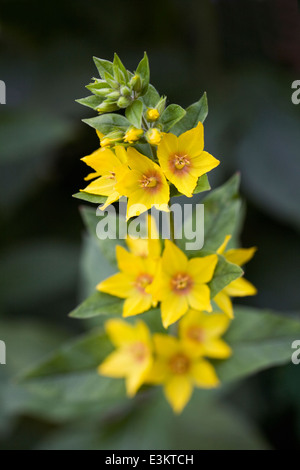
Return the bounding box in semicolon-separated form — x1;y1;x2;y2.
135;273;153;294
187;326;205;343
139;170;162;192
171;273;193;295
129;341;148;363
169;153;191;174
169;353;190;374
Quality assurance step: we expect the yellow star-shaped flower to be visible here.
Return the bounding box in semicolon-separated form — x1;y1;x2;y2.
179;309;232;359
99;319;153;397
214;235;257;318
81;144;127;210
115;147;170;220
157;122;220;197
147;240;218;328
97;245;158;317
146;334;219;413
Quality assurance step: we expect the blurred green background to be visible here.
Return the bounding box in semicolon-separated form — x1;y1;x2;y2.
0;0;299;450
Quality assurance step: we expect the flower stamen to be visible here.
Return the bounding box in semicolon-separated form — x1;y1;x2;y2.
135;273;153;294
171;273;193;294
169;353;190;374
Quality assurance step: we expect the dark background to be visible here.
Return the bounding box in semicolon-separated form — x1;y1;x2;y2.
0;0;299;449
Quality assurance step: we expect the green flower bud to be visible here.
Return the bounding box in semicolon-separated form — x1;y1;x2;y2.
97;100;118;113
130;74;142;93
107;91;120;100
93;87;112;97
120;85;132;97
117;96;131;108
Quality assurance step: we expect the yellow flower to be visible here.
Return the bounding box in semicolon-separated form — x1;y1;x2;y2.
214;235;257;318
157;122;220;197
146;334;219;413
124;127;144;144
179;309;232;359
115;147;170;220
146;108;160;121
81;145;127;210
97;245;158;317
148;240;218;328
126;215;161;260
146;128;162;145
98;319;153;397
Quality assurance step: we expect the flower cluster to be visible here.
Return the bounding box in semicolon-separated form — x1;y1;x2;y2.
81;123;219;219
99;311;231;413
97;228;256;412
76;53;257;413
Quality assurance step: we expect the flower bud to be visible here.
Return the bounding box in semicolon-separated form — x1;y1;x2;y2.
124;127;144;144
117;96;132;108
120;85;132;97
100;130;124;147
145;128;162;146
146;108;160;122
97;101;118;113
130;74;142;93
93;87;112;97
106;90;120;100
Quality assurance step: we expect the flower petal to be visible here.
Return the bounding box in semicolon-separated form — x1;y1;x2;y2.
177;122;204;156
145;358;169;384
164;375;193;413
116;245;145;275
97;272;135;299
153;334;180;357
191;359;220;388
214;291;234;319
123;293;153;317
225;277;257;297
98;349;135;378
162;240;188;276
188;151;220;178
187;284;212;312
225;247;257;267
82;147;120;173
81;175;116;196
188;254;218;284
203;338;232;359
126;358;152;397
161;293;189;328
105;319;138;347
199;312;231;338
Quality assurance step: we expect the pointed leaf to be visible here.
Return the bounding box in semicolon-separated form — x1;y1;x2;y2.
171;93;208;136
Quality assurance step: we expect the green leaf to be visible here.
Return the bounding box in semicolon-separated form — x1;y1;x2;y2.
125;99;143;128
202;174;241;251
136;52;150;93
194;174;211;194
113;53;128;83
209;255;243;298
159;104;186;132
82;113;130;134
69;291;123;319
22;329;112;380
216;306;300;383
171;92;208;136
141;84;160;108
76;95;104;110
72;192;107;204
93;57;114;79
